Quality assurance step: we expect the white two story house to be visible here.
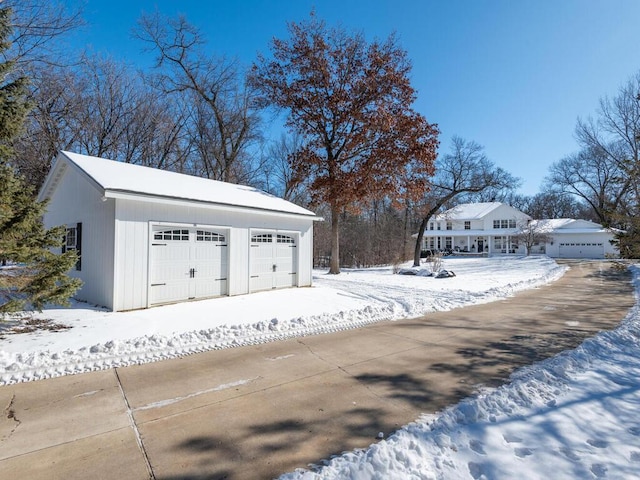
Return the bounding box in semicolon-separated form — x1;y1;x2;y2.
421;202;529;255
418;202;618;259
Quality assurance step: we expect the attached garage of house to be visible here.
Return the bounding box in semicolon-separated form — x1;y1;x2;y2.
38;151;320;311
537;219;619;259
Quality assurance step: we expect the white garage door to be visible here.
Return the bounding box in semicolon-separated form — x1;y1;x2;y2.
558;242;604;259
149;227;228;305
250;233;297;292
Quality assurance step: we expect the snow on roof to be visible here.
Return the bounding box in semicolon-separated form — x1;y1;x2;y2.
531;218;609;233
438;202;505;220
56;151;316;217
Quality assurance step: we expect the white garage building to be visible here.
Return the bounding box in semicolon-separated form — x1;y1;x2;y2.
38;151;319;311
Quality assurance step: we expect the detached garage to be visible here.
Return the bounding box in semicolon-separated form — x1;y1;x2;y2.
38;151;320;311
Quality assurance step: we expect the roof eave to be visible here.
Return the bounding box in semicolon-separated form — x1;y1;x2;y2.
103;189;322;221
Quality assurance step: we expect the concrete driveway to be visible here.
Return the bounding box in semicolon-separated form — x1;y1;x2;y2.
0;261;635;480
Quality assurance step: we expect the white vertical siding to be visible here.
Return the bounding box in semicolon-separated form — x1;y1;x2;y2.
113;200;150;310
297;223;313;287
228;227;249;295
42;165;115;309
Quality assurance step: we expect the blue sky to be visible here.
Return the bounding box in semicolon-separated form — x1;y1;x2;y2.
70;0;640;195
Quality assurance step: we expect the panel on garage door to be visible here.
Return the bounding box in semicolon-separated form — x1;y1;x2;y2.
250;234;276;292
558;242;604;259
250;232;297;292
193;230;228;298
150;227;228;305
149;229;192;305
274;234;297;288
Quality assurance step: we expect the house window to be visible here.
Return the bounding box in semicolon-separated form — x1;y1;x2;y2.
464;221;471;230
154;229;189;241
63;223;82;271
196;231;225;242
493;219;517;229
446;221;452;231
494;236;506;250
437;223;441;230
445;237;452;249
429;222;434;231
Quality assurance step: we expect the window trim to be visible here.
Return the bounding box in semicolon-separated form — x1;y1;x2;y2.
63;222;82;271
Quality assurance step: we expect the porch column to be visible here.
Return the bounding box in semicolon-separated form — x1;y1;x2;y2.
467;235;470;251
488;235;492;255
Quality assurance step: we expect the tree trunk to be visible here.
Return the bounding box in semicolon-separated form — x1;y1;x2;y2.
329;204;341;274
402;205;410;262
413;216;428;267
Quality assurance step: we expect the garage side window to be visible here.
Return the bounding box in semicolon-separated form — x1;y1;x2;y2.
154;229;189;241
63;222;82;271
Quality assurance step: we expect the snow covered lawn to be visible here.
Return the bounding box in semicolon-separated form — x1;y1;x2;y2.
280;265;640;480
0;256;564;385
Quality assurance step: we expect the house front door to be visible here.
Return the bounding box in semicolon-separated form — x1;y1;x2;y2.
477;238;484;252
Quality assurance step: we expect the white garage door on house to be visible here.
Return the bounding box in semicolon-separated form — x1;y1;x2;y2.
558;242;604;259
250;232;297;292
149;226;228;305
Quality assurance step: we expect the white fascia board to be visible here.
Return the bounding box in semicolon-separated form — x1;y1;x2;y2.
38;153;107;202
104;190;324;221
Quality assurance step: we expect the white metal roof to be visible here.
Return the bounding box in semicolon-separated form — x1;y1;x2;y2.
46;151;317;218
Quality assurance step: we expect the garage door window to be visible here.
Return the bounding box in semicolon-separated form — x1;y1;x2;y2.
154;229;189;241
197;230;225;242
252;234;273;243
277;234;294;244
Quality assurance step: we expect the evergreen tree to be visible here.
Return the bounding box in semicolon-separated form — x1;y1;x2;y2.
0;7;81;314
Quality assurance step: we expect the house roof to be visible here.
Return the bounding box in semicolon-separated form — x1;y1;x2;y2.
436;202;523;220
530;218;611;234
40;151;318;218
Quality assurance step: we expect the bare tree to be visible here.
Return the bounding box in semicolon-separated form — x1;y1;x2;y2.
551;71;640;229
3;0;84;71
525;191;592;220
135;11;260;183
14;57;192;188
260;133;310;204
13;65;79;187
546;145;626;226
512;220;553;256
412;136;518;266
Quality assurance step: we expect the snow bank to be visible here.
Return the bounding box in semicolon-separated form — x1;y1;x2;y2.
279;266;640;480
0;256;565;385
